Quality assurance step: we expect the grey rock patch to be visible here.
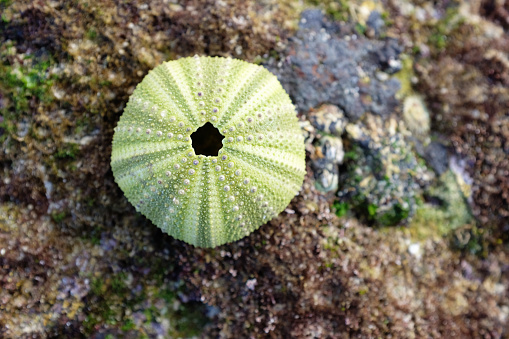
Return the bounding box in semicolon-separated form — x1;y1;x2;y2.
424;141;449;175
266;9;401;121
366;11;386;38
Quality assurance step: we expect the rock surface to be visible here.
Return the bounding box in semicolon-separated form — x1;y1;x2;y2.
266;10;401;120
1;0;509;338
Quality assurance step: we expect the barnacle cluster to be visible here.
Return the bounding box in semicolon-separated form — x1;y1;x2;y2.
338;114;430;226
111;56;306;247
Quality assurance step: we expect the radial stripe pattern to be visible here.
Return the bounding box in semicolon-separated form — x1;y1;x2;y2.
111;56;306;247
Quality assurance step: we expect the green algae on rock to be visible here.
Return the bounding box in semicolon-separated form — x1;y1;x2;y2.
111;56;306;248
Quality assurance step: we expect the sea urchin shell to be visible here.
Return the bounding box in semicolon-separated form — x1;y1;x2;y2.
111;56;306;247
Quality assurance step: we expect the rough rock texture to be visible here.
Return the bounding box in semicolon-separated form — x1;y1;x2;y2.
308;104;346;193
1;0;300;336
386;0;509;236
182;191;509;337
337;113;431;226
1;0;509;338
266;10;401;120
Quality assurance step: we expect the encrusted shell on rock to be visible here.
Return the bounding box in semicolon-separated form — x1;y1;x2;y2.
111;56;306;248
403;94;430;137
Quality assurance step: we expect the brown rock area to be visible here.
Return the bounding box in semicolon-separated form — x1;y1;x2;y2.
386;0;509;235
1;0;509;338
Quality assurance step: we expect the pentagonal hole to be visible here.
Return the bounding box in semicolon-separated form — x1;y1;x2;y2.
191;122;224;156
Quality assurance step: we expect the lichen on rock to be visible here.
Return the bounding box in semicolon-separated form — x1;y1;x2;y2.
267;9;401;121
338;114;431;226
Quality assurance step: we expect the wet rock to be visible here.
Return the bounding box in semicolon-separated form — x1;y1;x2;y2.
338;114;431;226
312;136;344;193
424;141;449;175
319;136;344;164
299;119;316;155
306;105;346;193
375;38;403;74
366;11;386;38
308;104;347;137
410;170;473;240
299;9;338;32
2;1;509;338
267;9;401;121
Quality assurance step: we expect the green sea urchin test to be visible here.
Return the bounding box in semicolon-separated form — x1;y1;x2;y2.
111;56;306;247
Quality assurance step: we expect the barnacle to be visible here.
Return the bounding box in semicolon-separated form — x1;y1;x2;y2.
111;56;306;247
402;94;430;137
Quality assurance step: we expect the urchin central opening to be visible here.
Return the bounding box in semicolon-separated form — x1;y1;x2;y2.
191;122;224;156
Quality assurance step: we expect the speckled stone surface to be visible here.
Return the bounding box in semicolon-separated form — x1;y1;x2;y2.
1;0;509;338
266;10;401;120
